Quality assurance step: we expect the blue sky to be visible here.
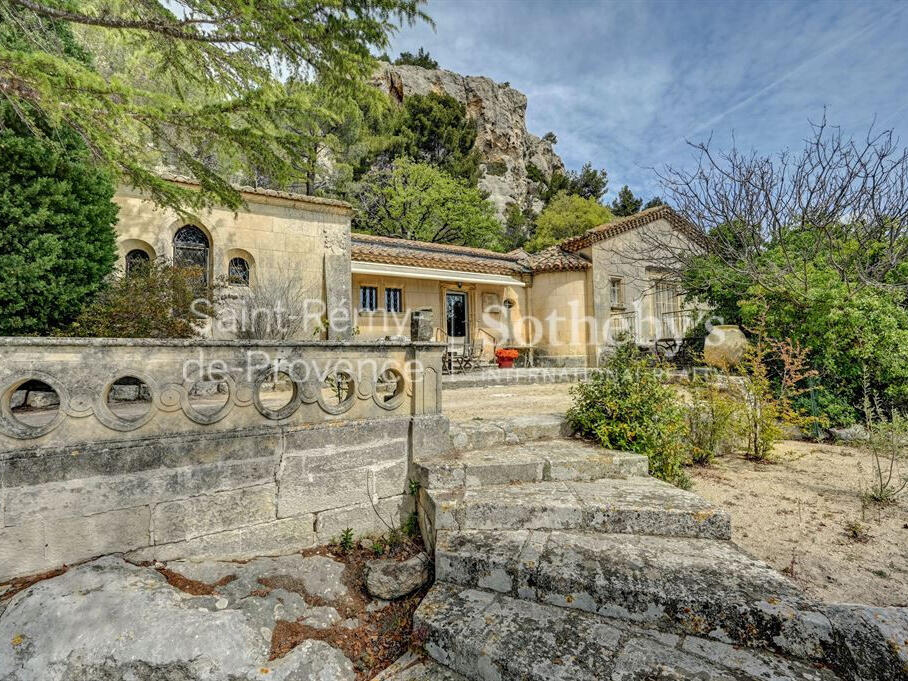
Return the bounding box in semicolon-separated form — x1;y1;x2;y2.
387;0;908;203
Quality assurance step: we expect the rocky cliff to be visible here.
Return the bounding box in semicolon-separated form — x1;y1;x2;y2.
370;63;565;217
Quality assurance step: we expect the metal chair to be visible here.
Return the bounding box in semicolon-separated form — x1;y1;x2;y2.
459;339;484;372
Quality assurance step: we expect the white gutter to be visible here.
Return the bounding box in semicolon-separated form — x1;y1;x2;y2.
351;261;526;287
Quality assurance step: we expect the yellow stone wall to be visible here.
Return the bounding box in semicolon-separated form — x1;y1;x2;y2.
113;186;353;339
351;273;529;358
527;270;592;363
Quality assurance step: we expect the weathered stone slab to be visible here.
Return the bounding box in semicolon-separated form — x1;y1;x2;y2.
265;639;354;680
282;416;410;453
0;556;354;681
167;553;348;606
425;477;729;539
314;494;411;542
0;520;48;579
823;603;908;681
371;652;468;681
447;420;508;452
44;505;150;565
0;556;268;680
152;484;276;544
0;428;282;487
277;458;407;516
127;515;316;563
296;438;409;476
679;636;841;681
417;583;844;681
435;529;834;661
4;457;276;525
414;582;624;681
410;414;452;458
412;438;647;491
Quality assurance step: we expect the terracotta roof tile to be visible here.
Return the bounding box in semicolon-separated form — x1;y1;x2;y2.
351;233;529;276
559;205;707;251
527;246;591;272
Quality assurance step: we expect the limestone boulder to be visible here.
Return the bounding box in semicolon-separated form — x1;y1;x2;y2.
365;552;431;600
829;424;870;443
0;556;354;681
703;325;748;368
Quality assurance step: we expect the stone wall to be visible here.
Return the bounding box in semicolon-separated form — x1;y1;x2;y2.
0;338;445;581
114;183;354;340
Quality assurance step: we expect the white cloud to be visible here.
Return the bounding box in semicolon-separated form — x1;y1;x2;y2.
388;0;908;201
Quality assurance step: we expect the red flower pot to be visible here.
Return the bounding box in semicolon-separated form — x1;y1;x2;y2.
497;358;514;369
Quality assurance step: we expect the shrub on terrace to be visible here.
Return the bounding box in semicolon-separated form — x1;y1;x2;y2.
568;342;690;488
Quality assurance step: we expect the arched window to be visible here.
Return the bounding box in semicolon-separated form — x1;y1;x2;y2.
228;257;250;286
173;225;209;283
125;249;150;274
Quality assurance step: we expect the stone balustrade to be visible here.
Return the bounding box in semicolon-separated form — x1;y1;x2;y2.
0;338;447;581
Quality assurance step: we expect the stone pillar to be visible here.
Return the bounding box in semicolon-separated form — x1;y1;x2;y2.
410;308;434;342
323;223;353;340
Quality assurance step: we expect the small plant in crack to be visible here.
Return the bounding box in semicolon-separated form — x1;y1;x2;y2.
338;527;355;554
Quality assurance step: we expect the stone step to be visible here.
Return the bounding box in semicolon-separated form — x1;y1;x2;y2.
370;651;469;681
412;438;648;491
415;582;843;681
448;413;572;453
434;529;836;662
423;477;730;539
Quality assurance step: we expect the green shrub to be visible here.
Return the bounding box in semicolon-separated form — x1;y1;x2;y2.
0;104;118;335
62;259;216;338
568;343;689;487
684;379;741;465
732;343;783;461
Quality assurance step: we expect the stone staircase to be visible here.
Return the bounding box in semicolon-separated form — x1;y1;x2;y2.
395;422;865;681
376;420;905;681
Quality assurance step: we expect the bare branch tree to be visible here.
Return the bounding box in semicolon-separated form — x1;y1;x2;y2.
627;116;908;299
225;267;314;340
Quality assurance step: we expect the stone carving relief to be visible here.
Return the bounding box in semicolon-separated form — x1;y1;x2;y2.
323;224;350;256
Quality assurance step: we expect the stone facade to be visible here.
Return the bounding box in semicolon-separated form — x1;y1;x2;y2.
110;182;702;365
114;178;354;339
0;338;445;581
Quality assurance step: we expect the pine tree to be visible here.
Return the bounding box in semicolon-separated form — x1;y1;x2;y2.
0;1;429;212
610;185;643;216
394;47;438;69
644;196;666;209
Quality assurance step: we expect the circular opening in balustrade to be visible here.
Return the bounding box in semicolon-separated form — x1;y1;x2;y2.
319;370;355;414
9;379;60;428
187;377;230;416
105;376;152;422
257;370;297;412
374;368;405;408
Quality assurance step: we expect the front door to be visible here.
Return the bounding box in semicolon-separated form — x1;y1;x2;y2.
445;292;468;346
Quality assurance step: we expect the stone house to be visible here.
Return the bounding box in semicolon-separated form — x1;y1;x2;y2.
112;179;704;365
